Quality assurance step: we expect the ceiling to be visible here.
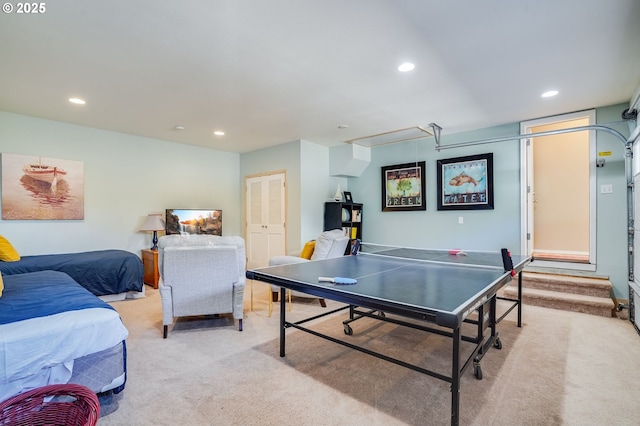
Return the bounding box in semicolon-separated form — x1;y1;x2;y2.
1;1;639;154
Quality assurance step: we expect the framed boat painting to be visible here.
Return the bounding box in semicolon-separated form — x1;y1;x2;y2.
437;153;494;211
381;161;426;212
1;153;85;220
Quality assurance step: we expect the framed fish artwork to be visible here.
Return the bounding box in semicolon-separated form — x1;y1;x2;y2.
437;153;494;210
381;161;426;212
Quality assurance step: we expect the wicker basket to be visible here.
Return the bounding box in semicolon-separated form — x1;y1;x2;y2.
0;384;100;426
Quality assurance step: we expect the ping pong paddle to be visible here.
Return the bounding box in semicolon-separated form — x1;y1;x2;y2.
448;249;467;256
501;248;516;276
318;276;357;285
350;239;361;255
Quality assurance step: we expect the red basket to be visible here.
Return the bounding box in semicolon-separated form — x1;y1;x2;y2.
0;384;100;426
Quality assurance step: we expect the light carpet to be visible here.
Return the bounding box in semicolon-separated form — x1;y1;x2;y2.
98;282;640;425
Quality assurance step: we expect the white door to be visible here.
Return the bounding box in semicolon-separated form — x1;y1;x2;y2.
246;172;286;269
521;110;596;270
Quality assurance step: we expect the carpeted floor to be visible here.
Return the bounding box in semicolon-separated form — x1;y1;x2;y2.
98;282;640;425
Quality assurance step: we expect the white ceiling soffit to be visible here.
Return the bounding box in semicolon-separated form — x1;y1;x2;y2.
346;125;435;148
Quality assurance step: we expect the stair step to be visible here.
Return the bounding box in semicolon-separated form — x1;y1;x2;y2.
521;272;612;298
503;286;614;317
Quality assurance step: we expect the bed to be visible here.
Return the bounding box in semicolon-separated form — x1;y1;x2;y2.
0;249;144;299
0;270;129;402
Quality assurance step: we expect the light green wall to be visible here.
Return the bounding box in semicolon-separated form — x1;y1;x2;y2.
240;140;301;252
0;111;241;256
1;104;632;298
346;104;630;298
593;104;630;299
239;139;347;252
347;122;522;251
299;140;330;244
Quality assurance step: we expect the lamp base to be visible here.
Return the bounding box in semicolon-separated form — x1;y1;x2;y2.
151;231;159;250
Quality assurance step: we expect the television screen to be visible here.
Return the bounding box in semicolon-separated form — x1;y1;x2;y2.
165;209;222;235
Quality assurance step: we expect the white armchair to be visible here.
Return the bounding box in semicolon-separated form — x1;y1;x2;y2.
158;235;246;338
268;229;349;315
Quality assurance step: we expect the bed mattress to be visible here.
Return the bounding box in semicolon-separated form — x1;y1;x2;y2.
0;271;129;401
0;249;144;296
70;341;127;394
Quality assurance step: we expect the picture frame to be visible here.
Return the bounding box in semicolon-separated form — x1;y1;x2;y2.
437;153;494;210
343;191;353;203
381;161;426;212
1;153;85;220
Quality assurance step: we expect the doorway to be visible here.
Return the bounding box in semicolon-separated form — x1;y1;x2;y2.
245;171;286;270
521;110;596;270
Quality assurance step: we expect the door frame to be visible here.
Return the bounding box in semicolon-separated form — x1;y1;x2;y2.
520;110;597;271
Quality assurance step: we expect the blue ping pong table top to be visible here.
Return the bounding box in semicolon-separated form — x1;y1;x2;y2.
249;245;530;327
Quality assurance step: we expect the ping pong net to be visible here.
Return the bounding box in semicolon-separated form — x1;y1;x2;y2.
356;242;516;274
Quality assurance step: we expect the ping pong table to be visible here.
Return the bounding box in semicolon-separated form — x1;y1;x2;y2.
246;243;530;426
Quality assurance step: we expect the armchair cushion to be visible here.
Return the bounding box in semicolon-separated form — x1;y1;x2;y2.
268;229;349;301
310;229;349;260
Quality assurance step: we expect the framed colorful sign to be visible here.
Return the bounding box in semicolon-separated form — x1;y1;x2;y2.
381;161;426;212
437;153;494;210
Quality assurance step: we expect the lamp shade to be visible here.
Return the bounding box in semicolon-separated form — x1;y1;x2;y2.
140;213;165;232
140;213;165;250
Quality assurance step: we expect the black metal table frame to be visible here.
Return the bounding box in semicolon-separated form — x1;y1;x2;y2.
273;271;523;426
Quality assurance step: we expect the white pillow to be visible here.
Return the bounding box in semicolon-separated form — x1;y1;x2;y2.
311;229;349;260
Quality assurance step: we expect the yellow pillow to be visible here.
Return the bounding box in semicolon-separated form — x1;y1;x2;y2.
0;235;20;262
300;241;316;260
0;272;3;297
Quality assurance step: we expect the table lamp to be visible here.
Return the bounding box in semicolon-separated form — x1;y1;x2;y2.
140;213;165;250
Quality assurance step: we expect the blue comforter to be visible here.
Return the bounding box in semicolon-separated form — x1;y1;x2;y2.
0;250;143;296
0;270;114;325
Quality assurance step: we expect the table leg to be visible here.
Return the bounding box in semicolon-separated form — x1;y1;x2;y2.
280;286;286;357
489;296;497;339
451;326;461;426
517;271;523;327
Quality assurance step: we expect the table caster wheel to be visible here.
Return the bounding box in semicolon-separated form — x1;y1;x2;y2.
494;337;502;350
344;324;353;335
378;311;386;317
474;364;483;380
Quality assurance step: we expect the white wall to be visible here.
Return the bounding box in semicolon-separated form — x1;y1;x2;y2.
0;111;241;256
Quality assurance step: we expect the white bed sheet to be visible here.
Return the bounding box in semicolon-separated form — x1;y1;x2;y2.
0;307;128;401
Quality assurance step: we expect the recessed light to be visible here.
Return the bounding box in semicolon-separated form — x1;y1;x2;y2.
69;98;86;105
397;62;415;72
541;90;558;98
338;124;349;129
175;125;185;131
213;131;225;136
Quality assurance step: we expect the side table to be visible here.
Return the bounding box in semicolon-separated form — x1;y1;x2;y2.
141;249;159;289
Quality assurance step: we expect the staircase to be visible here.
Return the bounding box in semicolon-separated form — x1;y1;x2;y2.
502;271;615;317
